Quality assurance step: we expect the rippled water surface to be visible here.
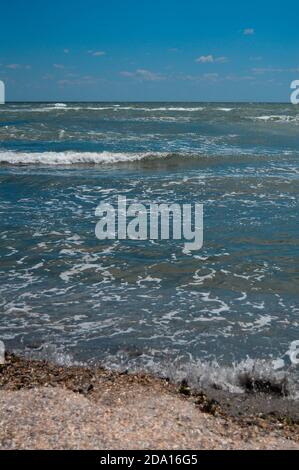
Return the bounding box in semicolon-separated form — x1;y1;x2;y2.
0;102;298;394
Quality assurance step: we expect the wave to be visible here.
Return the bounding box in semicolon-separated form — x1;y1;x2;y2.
64;105;206;113
0;104;122;113
52;103;67;108
0;150;171;166
101;351;299;399
28;344;299;399
215;107;234;112
143;107;205;112
0;147;290;166
0;105;206;113
165;358;296;397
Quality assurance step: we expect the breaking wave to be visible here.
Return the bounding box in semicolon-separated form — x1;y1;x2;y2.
0;147;292;166
164;358;298;398
0;104;207;113
24;344;299;399
102;352;299;399
250;115;299;123
0;150;171;166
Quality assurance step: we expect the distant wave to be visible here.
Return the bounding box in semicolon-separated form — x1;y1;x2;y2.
215;107;234;112
143;107;206;112
0;104;207;113
250;115;299;123
53;103;67;108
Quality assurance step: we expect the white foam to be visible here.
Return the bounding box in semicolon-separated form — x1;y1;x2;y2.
146;107;205;112
1;105;206;113
99;106;205;112
166;358;294;396
102;353;297;397
0;150;169;166
216;107;234;112
52;103;67;108
251;115;299;123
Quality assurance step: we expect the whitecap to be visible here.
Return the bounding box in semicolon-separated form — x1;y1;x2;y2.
0;150;169;166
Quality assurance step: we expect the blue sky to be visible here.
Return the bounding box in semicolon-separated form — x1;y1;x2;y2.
0;0;298;101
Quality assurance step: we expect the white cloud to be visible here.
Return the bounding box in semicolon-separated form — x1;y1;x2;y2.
252;66;299;74
42;74;54;80
53;64;65;69
243;28;255;35
224;74;255;81
195;55;228;64
6;64;31;70
64;48;70;54
58;75;101;86
215;56;228;63
6;64;21;69
195;55;213;63
120;69;165;81
120;71;134;77
203;73;219;80
180;72;254;83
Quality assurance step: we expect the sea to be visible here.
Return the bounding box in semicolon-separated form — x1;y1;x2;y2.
0;102;298;397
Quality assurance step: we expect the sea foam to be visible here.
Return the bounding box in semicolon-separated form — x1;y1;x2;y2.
0;151;169;166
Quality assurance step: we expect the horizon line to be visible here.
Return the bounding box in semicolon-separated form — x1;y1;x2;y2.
3;100;292;104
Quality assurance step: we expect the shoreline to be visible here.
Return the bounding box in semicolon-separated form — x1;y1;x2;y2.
0;353;299;450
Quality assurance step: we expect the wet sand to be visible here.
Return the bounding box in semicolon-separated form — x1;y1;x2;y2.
0;354;298;450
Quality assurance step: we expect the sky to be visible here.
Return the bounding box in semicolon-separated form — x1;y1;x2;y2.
0;0;298;102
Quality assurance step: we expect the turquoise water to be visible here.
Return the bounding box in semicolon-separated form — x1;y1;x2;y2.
0;102;299;394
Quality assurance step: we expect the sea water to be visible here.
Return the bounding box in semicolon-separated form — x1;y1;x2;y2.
0;102;298;395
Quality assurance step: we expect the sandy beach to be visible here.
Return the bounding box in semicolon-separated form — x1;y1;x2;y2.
0;354;298;450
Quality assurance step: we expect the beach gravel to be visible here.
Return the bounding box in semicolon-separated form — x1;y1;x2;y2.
0;355;298;450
